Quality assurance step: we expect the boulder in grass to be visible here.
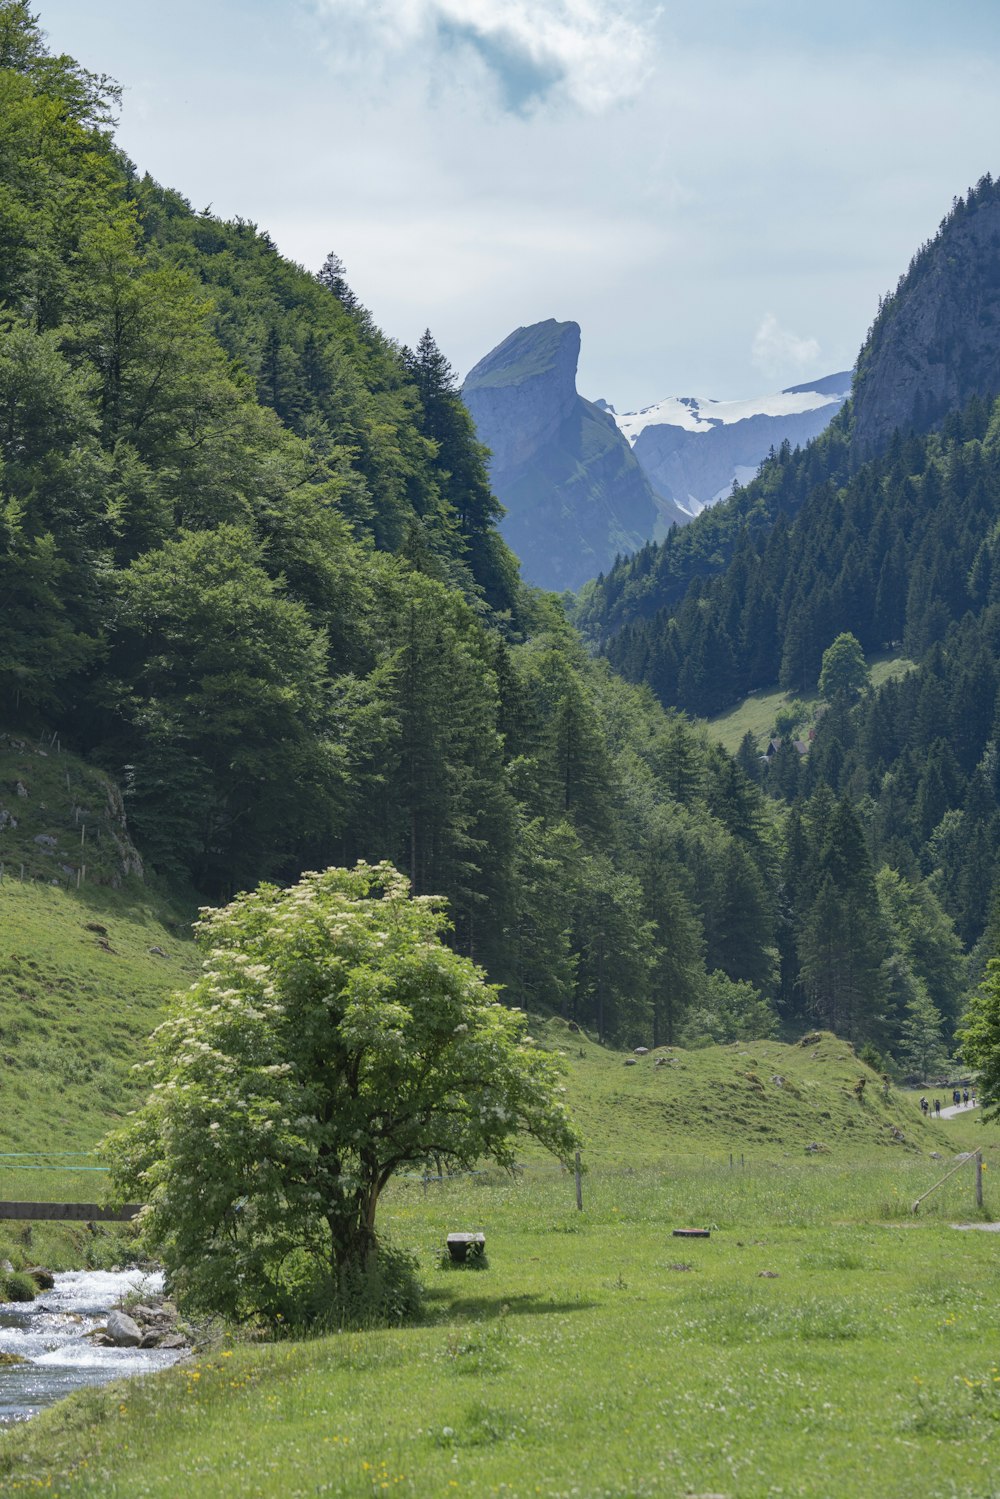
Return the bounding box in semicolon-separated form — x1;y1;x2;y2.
157;1333;188;1350
25;1267;54;1290
105;1311;142;1347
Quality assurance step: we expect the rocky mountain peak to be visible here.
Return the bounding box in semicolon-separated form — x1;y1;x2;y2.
462;320;658;592
463;319;582;474
851;175;1000;461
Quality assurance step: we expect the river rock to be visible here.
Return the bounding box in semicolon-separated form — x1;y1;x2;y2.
157;1333;188;1350
25;1266;54;1289
105;1310;142;1347
131;1303;171;1323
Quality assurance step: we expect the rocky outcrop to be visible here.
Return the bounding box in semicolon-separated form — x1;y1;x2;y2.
463;321;659;592
463;319;581;475
851;179;1000;462
95;1299;188;1350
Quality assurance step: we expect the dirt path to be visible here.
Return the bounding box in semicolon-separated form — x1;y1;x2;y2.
939;1101;978;1119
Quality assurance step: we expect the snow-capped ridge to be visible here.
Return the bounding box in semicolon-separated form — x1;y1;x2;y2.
615;375;852;444
608;371;852;530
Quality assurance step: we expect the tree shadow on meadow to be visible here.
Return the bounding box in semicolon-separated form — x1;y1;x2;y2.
423;1289;597;1319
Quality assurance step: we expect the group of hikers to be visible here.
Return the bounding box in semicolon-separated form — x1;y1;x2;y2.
919;1087;977;1116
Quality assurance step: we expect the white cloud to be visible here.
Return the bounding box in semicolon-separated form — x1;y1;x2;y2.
751;313;822;383
310;0;653;112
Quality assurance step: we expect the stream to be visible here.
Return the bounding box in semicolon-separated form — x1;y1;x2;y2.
0;1269;184;1424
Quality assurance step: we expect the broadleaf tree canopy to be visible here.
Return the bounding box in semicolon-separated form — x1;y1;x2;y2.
108;862;580;1324
958;956;1000;1122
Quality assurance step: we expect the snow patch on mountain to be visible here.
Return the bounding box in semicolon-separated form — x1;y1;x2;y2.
607;372;852;528
615;383;850;443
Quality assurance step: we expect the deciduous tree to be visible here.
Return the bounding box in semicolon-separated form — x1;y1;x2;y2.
109;862;579;1324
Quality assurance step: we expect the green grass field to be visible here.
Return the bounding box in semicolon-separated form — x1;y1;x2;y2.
704;653;915;755
0;1151;997;1498
1;805;998;1496
0;1007;994;1498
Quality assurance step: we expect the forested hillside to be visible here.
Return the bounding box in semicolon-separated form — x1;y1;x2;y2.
0;1;803;1053
567;181;1000;1064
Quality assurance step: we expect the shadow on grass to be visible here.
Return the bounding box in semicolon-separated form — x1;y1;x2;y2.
424;1290;596;1318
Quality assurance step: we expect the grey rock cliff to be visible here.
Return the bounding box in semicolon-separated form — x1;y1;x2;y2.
463;321;659;592
464;320;581;474
851;185;1000;462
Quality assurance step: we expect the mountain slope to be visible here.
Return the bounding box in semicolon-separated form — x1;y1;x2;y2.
614;372;851;519
574;174;1000;982
0;5;798;1055
578;177;1000;649
852;174;1000;461
462;320;661;591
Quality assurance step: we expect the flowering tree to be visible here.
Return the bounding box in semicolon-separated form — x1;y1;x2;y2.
108;862;579;1322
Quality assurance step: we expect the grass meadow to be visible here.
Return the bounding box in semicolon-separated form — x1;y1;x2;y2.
704;652;915;754
0;875;998;1496
0;1147;997;1499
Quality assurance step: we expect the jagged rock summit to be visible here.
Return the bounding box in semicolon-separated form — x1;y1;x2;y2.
851;175;1000;462
462;320;660;592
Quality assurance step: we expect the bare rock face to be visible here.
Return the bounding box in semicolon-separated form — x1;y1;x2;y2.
464;319;581;475
463;320;659;592
851;182;1000;463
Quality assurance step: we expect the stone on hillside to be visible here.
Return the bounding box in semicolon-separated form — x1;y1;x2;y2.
624;1058;638;1067
105;1311;142;1347
634;1047;649;1055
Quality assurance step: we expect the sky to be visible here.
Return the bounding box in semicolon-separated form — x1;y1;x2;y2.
35;0;1000;410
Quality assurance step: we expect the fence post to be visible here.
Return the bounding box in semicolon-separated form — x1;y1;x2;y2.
575;1150;583;1212
976;1151;983;1208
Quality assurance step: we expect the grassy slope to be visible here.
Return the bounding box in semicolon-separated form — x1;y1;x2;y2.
527;1017;958;1165
0;880;195;1271
0;732;195;1266
705;652;915;755
2;782;999;1495
0;1014;997;1496
462;321;570;390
